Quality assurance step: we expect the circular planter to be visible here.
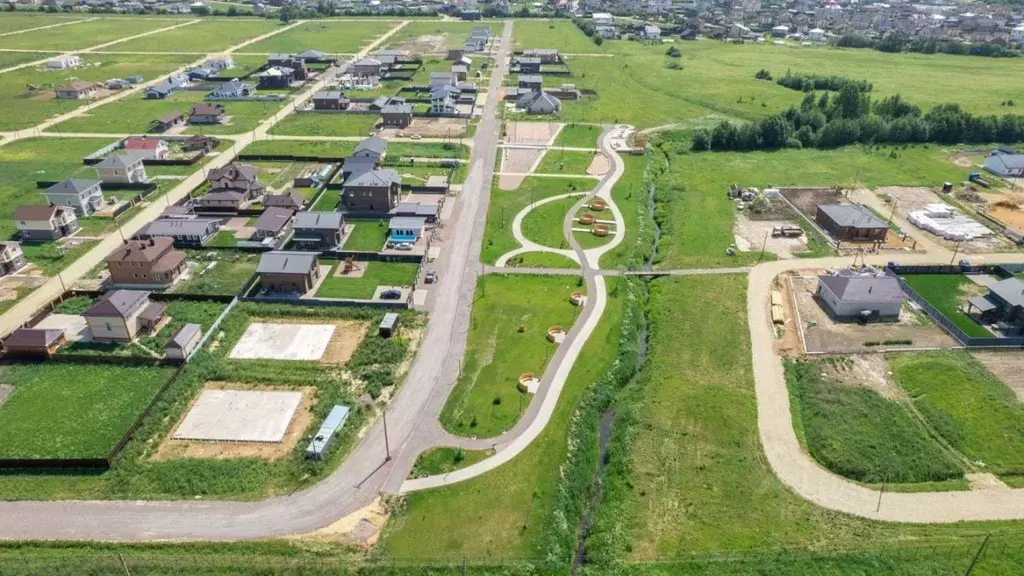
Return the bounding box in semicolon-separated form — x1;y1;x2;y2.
578;213;596;225
590;199;608;212
546;326;565;343
592;224;610;237
518;372;539;393
569;291;585;306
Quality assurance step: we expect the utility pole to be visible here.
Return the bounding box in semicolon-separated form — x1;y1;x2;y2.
382;410;391;461
757;228;770;263
887;199;898;228
950;240;962;265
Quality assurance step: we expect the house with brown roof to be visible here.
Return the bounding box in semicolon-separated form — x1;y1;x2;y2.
13;205;79;242
189;103;226;125
251;207;294;243
152;110;184;132
263;191;305;211
183;134;218;153
207;162;266;198
3;328;67;358
54;81;99;99
105;237;186;289
83;290;167;342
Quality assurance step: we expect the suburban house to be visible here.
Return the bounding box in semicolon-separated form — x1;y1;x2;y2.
208;80;255;99
207;55;234;70
592;12;613;26
342;169;401;213
188;65;216;81
517;57;541;74
342;156;378;181
46;55;81;69
266;53;308;80
3;328;67;358
292;211;345;250
447;48;464;61
189;104;227;124
985;149;1024;178
642;25;662;40
54;81;99;100
370;95;406;111
296;49;327;62
451;64;468;82
350;57;382;77
967;277;1024;335
197;191;247;210
815;204;888;242
808;27;826;41
523;48;560;63
144;75;188;100
263;191;305;211
251;207;294;242
516;91;561;114
392;200;441;223
518;74;543;91
816;274;905;321
429;71;458;89
256;251;321;294
0;243;26;276
183;135;217;153
312;90;350;110
164;323;202;360
258;66;294;89
13;205;79;242
382;103;413;128
161;204;195;219
124;137;170;159
207;162;266;198
106;78;131;90
388;216;426;244
42;179;105;216
105;237;186;289
461;8;481;20
152;110;185;132
430;85;458;114
83;290;168;342
135;217;220;246
94;154;148;184
352;136;388;162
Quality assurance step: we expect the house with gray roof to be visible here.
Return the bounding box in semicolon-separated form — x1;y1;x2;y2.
342;169;400;214
293;211;345;249
42;179;104;216
816;274;905;320
351;57;382;78
256;251;321;294
815;204;888;242
429;71;458;88
208;80;255;99
352;136;388;162
312;90;349;110
165;323;202;360
985;150;1024;178
135;217;220;246
517;57;541;73
382;103;413;128
516;91;561;115
83;290;167;341
251;207;294;242
94;154;147;184
967;276;1024;335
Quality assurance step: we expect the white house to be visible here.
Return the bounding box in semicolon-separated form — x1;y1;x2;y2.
816;274;905;320
1012;25;1024;43
808;27;826;42
772;25;790;35
592;12;613;26
46;55;81;69
94;154;148;184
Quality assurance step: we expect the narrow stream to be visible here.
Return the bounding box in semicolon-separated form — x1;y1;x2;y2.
644;182;662;272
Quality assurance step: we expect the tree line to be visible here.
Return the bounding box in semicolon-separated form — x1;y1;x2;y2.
769;70;873;93
692;85;1024;151
836;32;1019;58
573;18;606;45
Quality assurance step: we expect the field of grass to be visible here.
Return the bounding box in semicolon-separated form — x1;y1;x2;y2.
0;18;184;50
310;188;340;211
512;251;579;268
891;351;1024;475
900;274;991;338
385;21;495;50
574;227;614;250
0;363;172;459
554;123;600;148
383;275;624;558
599;154;648;269
343;220;388;251
271;112;379;137
240;138;357;158
0;53;195;130
389;141;469;159
0;14;84;34
786;358;964;484
170;250;259;295
108;19;280;52
315;261;418;300
512;19;603;54
0;51;56;68
521;195;575;250
651;143;967;269
243;20;396;54
534;150;596;174
438;274;582;437
408;447;490;479
481;177;594;265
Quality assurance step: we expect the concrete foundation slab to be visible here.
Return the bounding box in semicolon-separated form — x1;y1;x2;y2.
229;322;335;361
173;389;302;443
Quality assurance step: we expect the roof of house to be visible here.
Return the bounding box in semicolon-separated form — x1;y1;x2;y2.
58;80;98;92
294;211;344;230
83;290;151;319
13;205;69;221
988;277;1024;309
190;104;225;116
313;90;346;100
161;205;193;217
345;168;400;188
106;237;175;264
252;206;294;233
146;81;175;95
297;49;325;59
208;162;257;183
166;323;201;349
382;103;412;114
139;301;167;322
817;204;888;229
818;275;905;303
157;110;184;123
5;328;64;349
354;136;388;157
519;74;543;84
257;251;318;274
95;154;143;169
988;151;1024;170
518;56;541;64
263;191;304;208
394;201;440;217
389;216;426;231
210;80;252;95
125;137;165;150
259;66;294;78
524;48;559;56
200;190;245;202
45;179;101;196
138;218;218;237
517;91;560;113
352;57;380;66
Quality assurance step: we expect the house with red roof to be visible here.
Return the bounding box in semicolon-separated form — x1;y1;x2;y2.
123;137;169;160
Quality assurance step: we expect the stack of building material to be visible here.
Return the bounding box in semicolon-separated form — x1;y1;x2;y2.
907;203;992;241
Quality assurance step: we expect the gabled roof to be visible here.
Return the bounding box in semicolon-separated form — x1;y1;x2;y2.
518;74;543;84
208;162;258;184
353;136;388;158
382;103;412;114
263;191;304;208
988;277;1024;309
989;150;1024;170
818;204;887;229
818;275;905;303
257;251;318;274
345;168;400;188
5;328;64;348
201;191;245;202
45;179;101;196
294;211;344;230
352;57;380;66
190;104;225;116
297;49;326;59
14;205;65;221
106;237;174;264
259;66;293;78
252;206;294;233
167;323;201;349
95;154;143;169
517;91;560;113
138;218;219;237
157;110;184;124
125;137;165;150
58;80;98;92
83;290;151;319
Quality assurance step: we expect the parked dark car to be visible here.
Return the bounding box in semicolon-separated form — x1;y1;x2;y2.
380;289;402;300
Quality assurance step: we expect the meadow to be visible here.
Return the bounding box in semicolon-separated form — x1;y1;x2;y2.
343;220;389;251
385;21;496;50
599;154;648;269
170;250;260;296
520;194;576;250
239;138;357;157
534;150;595;174
553;122;601;148
314;261;419;300
512;19;603;54
438;274;583;437
0;18;185;50
0;14;85;35
243;20;397;54
271;112;379;137
900;274;992;337
0;363;172;459
108;19;281;52
515;251;578;268
0;51;56;68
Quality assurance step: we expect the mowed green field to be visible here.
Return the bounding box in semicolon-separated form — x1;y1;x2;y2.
0;363;172;459
534;150;596;174
271;112;379;137
0;53;195;130
315;262;419;300
512;19;603;53
554;122;601;148
900;274;992;338
385;21;496;50
520;194;576;249
600;153;647;269
0;51;57;68
0;14;85;34
244;20;397;54
108;18;281;52
0;17;187;50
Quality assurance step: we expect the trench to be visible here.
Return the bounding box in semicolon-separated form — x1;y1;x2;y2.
643;181;662;272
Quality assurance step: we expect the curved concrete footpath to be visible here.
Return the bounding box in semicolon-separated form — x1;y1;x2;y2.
494;190;586;266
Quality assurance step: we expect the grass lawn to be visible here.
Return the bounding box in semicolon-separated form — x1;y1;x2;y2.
108;19;281;52
891;351;1024;475
512;19;603;54
786;358;964;484
243;20;396;54
311;188;340;211
554;123;601;148
652;143;967;269
900;274;991;338
408;447;491;479
0;14;84;35
0;363;172;459
315;261;419;300
389;141;470;159
170;250;259;295
343;220;389;251
137;300;227;355
600;154;648;269
206;230;239;248
482;177;594;265
0;51;57;68
385;21;496;50
574;228;614;250
20;239;97;276
241;138;357;158
0;53;195;130
383;276;624;558
521;195;576;250
511;251;579;268
439;274;582;437
0;18;185;50
271;112;379;137
534;150;596;174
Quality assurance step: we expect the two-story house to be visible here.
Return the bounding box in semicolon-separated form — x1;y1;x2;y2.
13;205;79;242
135;218;220;246
0;243;27;277
94;154;148;184
342;169;401;213
83;290;168;342
292;211;345;250
42;179;105;216
105;237;186;289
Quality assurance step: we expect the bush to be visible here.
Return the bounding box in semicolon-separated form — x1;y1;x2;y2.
665;60;683;70
754;68;772;81
665;46;681;58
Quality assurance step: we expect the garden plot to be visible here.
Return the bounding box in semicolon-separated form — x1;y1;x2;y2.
229;322;335;361
970;351;1024;402
172;388;303;443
